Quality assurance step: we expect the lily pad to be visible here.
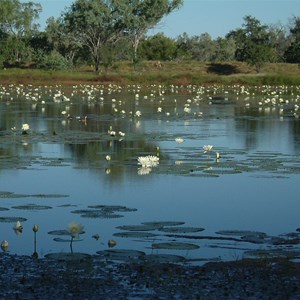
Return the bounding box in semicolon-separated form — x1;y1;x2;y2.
45;252;91;261
53;237;83;242
0;207;9;211
0;216;27;223
215;230;267;238
11;204;52;210
116;224;161;231
142;254;186;263
113;231;158;238
31;194;69;198
159;227;205;233
96;249;146;261
152;242;200;250
142;221;185;227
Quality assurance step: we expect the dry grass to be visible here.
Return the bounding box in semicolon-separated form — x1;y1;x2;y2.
0;61;299;86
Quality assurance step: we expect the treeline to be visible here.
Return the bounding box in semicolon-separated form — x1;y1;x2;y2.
0;0;299;73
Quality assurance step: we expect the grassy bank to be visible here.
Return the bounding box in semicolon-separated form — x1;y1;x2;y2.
0;61;299;86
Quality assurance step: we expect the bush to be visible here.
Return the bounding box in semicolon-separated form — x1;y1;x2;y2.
34;50;71;70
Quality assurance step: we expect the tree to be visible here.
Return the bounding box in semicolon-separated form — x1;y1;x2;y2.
139;33;177;61
284;17;300;63
45;17;82;65
122;0;183;65
63;0;127;72
227;15;274;72
0;0;41;64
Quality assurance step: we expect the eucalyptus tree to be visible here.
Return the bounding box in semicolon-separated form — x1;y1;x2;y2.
284;17;300;63
0;0;41;64
139;33;177;61
227;15;274;72
45;16;82;65
63;0;128;72
123;0;183;65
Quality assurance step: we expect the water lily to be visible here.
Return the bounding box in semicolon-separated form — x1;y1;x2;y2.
13;221;23;234
32;224;39;233
1;240;8;252
105;155;111;161
175;138;184;143
203;145;213;153
135;110;141;117
67;222;84;238
67;222;84;253
108;239;117;248
137;155;159;168
21;123;30;134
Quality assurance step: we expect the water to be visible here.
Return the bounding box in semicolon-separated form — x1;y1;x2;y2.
1;83;300;264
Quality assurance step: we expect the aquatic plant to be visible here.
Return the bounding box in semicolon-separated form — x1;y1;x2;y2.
203;145;213;153
1;240;8;252
67;222;84;253
137;155;159;168
21;123;30;134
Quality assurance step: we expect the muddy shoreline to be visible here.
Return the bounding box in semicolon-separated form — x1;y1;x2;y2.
1;253;300;299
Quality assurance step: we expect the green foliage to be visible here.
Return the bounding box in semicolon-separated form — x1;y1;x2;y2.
227;16;274;72
34;50;71;70
284;17;300;63
139;33;177;60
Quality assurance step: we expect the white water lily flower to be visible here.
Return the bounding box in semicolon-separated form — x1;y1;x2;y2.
135;110;141;117
105;155;111;161
21;123;30;133
118;131;125;137
175;138;184;143
203;145;213;153
67;222;84;238
1;240;8;252
137;155;159;168
14;220;23;231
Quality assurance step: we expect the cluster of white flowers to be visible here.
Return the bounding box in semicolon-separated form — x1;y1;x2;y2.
203;145;213;153
137;155;159;168
21;123;30;133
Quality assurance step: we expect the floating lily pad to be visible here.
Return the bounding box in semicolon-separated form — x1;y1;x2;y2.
152;242;200;250
96;249;146;261
81;212;123;219
215;230;267;238
0;207;9;211
53;237;83;242
159;227;205;233
116;224;161;231
113;231;158;238
11;204;52;210
142;221;185;227
48;230;70;236
142;254;186;263
31;194;69;198
0;216;27;223
45;252;91;261
88;205;137;212
0;192;28;198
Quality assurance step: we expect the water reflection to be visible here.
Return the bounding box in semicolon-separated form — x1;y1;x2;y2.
0;83;300;264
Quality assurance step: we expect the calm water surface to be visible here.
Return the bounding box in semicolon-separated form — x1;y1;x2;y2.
0;84;300;264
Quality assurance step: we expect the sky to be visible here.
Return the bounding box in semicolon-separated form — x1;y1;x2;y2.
31;0;299;38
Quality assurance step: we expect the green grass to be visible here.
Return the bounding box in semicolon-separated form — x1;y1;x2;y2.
0;61;299;86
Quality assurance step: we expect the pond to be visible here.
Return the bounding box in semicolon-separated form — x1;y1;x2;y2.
0;83;300;264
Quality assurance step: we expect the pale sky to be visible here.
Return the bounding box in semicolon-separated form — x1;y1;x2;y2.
29;0;299;38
